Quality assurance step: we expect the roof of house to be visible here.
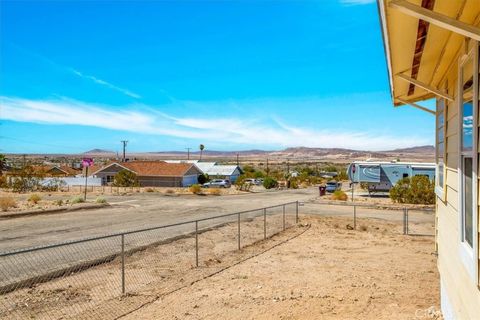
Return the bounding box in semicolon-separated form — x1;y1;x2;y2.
378;0;480;106
93;161;200;177
203;165;241;176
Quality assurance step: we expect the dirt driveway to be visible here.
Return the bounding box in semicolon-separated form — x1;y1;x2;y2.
122;215;440;320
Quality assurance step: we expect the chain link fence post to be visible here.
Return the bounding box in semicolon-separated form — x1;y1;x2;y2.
295;201;299;224
263;208;267;240
406;208;409;235
237;213;241;250
121;234;125;295
195;221;199;267
283;205;286;231
353;205;357;230
403;208;406;235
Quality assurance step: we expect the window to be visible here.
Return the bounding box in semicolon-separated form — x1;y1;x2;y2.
460;49;474;249
435;98;445;198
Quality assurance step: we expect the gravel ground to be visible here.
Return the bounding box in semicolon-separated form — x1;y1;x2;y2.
123;215;440;320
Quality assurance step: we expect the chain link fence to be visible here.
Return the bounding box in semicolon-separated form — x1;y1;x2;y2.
0;201;299;319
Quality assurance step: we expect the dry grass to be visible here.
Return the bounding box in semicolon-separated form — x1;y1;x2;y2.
331;190;348;201
189;184;202;194
0;196;17;211
208;188;221;196
165;189;175;194
28;194;42;204
145;187;155;193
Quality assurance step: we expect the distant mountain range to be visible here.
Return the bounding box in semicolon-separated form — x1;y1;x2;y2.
80;145;434;162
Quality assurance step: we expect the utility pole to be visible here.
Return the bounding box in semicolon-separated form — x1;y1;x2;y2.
186;148;191;161
236;153;239;166
121;140;128;162
266;158;269;177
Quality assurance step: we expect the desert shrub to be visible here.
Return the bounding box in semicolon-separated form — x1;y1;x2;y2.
0;196;17;211
165;189;175;194
289;179;299;189
208;188;221;196
189;184;202;194
263;177;278;189
71;196;85;204
409;175;435;204
54;199;63;206
197;174;209;185
235;176;253;191
95;197;107;204
113;170;139;187
359;225;368;232
9;166;43;192
390;176;434;204
331;190;348;201
0;176;7;189
28;194;41;204
145;187;155;193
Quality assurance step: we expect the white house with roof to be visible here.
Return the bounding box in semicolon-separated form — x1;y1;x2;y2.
164;160;242;182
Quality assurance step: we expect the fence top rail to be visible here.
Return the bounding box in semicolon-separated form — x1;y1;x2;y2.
308;201;434;212
0;201;298;257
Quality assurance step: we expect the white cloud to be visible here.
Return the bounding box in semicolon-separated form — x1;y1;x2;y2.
0;96;430;151
340;0;376;5
71;69;141;99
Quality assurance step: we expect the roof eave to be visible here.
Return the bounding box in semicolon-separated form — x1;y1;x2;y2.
377;0;395;103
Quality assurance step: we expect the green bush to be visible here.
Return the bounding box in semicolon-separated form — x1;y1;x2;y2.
113;170;139;187
198;174;208;185
95;197;107;204
390;176;434;204
71;196;85;204
235;176;252;191
54;199;63;206
263;177;278;189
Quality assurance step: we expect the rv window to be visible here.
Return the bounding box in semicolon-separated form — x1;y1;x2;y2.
402;173;408;178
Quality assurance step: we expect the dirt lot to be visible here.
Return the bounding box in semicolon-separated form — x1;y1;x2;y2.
122;215;440;320
0;214;439;320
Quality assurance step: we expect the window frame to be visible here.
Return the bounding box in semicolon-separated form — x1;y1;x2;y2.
435;97;446;200
457;41;479;283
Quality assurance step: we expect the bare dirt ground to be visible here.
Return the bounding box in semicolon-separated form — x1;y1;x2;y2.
0;214;439;320
122;215;440;320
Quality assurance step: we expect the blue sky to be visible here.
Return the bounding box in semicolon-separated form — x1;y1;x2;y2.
0;0;434;154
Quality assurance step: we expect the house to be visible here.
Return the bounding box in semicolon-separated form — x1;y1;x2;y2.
91;161;202;187
378;1;480;318
164;160;242;182
5;164;80;177
347;161;435;192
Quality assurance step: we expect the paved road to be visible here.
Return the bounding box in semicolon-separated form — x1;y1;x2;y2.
0;188;316;252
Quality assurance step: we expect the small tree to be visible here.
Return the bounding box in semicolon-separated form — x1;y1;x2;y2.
263;177;278;189
198;173;209;185
390;176;434;204
113;170;139;187
199;144;205;160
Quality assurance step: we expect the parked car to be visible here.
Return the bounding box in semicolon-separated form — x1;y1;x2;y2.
325;181;342;193
244;178;262;185
203;179;231;188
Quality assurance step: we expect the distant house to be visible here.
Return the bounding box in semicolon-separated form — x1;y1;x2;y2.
91;161;202;187
164;160;242;183
203;165;242;183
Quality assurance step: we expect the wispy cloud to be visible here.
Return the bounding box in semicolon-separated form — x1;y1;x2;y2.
0;96;429;151
70;69;141;99
339;0;376;6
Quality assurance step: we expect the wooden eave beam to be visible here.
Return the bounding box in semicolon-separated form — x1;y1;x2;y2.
390;0;480;41
395;97;436;115
396;73;454;101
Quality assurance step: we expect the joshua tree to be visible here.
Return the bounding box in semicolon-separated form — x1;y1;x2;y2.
199;144;205;160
